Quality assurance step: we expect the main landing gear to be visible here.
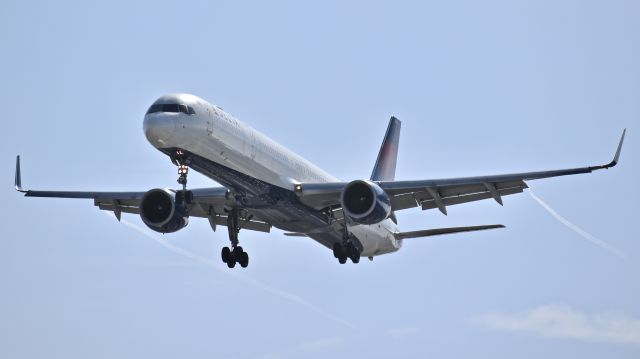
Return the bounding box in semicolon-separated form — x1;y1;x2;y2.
332;225;361;264
221;208;249;268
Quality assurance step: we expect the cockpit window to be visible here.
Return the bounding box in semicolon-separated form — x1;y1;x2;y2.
163;104;180;113
147;104;162;113
146;103;195;115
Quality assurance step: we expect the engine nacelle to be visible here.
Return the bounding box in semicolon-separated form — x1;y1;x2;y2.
340;180;392;225
139;189;189;233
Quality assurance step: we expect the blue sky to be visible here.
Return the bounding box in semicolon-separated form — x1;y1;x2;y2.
1;0;639;358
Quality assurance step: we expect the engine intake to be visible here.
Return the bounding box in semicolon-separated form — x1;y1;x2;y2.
140;188;189;233
341;180;392;225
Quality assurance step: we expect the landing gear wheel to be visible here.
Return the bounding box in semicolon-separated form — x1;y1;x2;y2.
233;246;244;257
339;245;349;259
239;251;249;268
349;245;360;263
226;258;236;268
337;224;360;264
332;243;341;258
334;241;357;264
221;247;231;263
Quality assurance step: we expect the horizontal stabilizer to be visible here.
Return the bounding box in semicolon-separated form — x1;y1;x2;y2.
283;232;308;237
394;224;504;240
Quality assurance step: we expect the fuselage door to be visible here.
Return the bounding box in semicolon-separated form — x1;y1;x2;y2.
207;119;213;136
205;106;214;136
250;131;257;160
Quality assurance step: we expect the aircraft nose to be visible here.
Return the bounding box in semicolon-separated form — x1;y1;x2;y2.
144;114;176;147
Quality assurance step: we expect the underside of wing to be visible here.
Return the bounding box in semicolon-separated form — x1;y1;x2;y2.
388;180;528;214
90;189;271;233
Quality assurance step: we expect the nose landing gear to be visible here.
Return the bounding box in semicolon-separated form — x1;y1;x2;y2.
174;151;193;205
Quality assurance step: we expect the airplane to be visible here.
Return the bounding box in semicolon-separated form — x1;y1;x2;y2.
14;93;626;268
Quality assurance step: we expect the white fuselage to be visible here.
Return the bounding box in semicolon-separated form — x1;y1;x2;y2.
143;93;401;257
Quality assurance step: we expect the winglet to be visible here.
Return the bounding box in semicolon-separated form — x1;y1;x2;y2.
612;129;626;167
15;155;26;192
593;129;626;170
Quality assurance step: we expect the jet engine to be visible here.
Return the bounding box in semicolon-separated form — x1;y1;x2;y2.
340;180;392;225
139;189;189;233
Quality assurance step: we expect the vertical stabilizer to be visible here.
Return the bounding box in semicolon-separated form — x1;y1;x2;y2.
370;117;401;181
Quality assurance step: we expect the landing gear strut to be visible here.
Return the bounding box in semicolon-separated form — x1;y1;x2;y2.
332;224;361;264
221;208;249;268
174;151;193;205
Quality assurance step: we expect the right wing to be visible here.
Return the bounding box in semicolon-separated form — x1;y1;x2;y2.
297;129;626;214
14;156;271;232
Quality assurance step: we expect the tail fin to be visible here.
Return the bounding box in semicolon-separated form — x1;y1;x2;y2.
370;116;401;181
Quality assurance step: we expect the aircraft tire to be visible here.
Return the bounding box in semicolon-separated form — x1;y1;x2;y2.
239;252;249;268
349;245;360;263
221;247;231;263
233;246;244;256
332;243;341;258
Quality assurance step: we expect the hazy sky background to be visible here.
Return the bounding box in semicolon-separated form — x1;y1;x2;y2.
1;0;639;358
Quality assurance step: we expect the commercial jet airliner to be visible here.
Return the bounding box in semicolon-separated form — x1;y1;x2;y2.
15;94;626;268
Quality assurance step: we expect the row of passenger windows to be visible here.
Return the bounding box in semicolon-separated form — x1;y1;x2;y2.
146;103;196;115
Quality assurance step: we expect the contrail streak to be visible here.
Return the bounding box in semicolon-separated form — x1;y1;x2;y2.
528;190;625;259
104;212;356;329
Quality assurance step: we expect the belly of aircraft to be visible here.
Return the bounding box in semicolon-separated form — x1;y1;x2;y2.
164;147;399;258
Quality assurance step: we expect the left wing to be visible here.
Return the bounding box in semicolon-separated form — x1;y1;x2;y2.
14;156;271;232
296;130;626;214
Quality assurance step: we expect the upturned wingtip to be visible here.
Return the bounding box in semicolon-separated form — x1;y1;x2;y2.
593;129;626;170
612;129;626;166
15;155;25;192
